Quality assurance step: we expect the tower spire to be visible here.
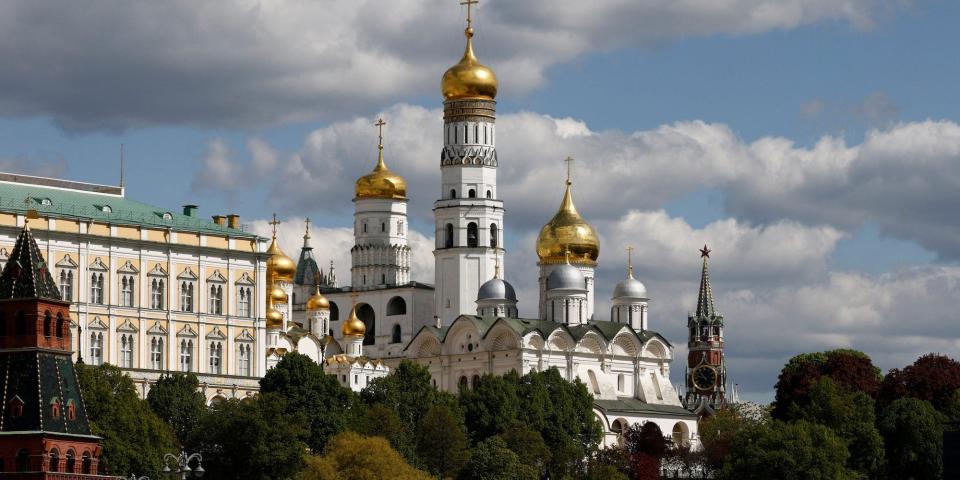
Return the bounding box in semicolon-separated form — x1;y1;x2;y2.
626;245;634;278
696;244;715;318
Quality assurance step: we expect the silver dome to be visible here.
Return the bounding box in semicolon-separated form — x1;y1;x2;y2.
477;277;518;302
547;263;586;291
613;275;647;299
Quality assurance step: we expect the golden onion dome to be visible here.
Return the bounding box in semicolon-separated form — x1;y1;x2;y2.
270;285;288;304
355;148;407;200
265;236;296;283
536;180;600;265
341;305;367;337
306;286;330;311
441;27;497;100
266;307;284;329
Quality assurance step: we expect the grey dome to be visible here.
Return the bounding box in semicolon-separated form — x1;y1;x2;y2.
547;264;586;291
477;277;518;302
613;275;647;299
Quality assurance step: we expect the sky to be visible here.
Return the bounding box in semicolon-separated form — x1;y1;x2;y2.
3;0;959;402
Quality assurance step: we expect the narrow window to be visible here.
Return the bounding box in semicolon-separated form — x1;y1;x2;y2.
445;224;454;248
467;222;478;248
450;189;457;199
486;190;492;199
468;189;476;198
490;223;498;248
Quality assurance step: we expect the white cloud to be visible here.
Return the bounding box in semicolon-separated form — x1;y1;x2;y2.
0;0;896;130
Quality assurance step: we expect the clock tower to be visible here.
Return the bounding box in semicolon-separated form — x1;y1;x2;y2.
684;245;727;416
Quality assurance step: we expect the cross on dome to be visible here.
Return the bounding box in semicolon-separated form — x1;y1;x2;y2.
269;213;280;238
564;156;575;185
375;117;386;150
460;0;478;29
626;245;634;277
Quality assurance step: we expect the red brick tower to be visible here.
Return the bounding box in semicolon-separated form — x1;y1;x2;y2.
0;219;110;478
683;245;727;417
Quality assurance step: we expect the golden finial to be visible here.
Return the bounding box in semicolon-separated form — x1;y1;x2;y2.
375;117;386;151
564;248;571;264
460;0;478;34
269;213;280;239
626;246;634;278
564;156;574;186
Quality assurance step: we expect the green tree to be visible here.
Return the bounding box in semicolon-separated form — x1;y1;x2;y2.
499;423;551;476
416;404;470;479
785;377;885;477
458;436;538;480
76;362;177;478
719;420;854;480
458;372;521;440
191;393;307;480
146;372;207;446
700;408;752;471
361;360;446;432
297;431;432;480
877;397;945;480
259;352;360;452
354;403;416;464
773;349;881;419
586;447;631;480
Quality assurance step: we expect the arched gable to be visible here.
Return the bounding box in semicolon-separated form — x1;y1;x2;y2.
642;337;670;360
442;318;484;355
576;331;606;355
410;335;442;358
611;333;641;357
485;323;521;351
547;329;575;352
524;333;545;350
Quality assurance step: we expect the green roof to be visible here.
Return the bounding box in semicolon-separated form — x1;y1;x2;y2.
409;315;671;347
594;397;698;418
0;176;258;238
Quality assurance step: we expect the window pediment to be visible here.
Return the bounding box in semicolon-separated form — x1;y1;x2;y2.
117;319;138;333
56;254;78;269
87;317;108;330
89;258;108;271
206;327;226;340
147;264;168;277
235;329;255;342
177;325;198;338
177;267;198;281
235;272;255;286
117;260;139;274
206;270;227;283
147;322;168;335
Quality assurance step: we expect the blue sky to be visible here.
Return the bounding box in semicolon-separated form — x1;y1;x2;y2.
3;0;959;401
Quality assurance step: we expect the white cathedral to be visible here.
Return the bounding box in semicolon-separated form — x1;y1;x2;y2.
262;11;700;448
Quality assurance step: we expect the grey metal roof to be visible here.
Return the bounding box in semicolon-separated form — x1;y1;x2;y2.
477;277;517;302
547;263;585;291
613;275;647;300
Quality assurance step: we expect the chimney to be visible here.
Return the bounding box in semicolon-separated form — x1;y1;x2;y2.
212;215;226;227
226;214;240;229
182;205;198;217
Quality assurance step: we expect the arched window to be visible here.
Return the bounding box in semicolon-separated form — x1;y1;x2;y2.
89;332;103;365
209;284;223;315
329;302;340;321
120;275;135;307
468;189;476;198
386;296;407;316
90;273;104;304
180;281;194;312
56;313;64;338
238;287;252;317
472;374;481;389
672;422;690;447
489;223;498;248
381;222;386;232
150;337;164;369
486;190;492;199
391;324;402;344
467;222;478;248
49;449;59;472
356;304;376;346
65;450;75;473
459;375;469;390
120;334;134;368
445;224;454;248
151;278;165;309
450;189;457;199
59;270;73;301
237;343;251;376
180;339;194;372
618;373;625;392
81;451;92;474
16;449;29;472
209;341;223;374
44;311;52;337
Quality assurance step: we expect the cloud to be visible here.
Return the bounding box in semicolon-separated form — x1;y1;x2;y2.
0;0;895;130
853;91;898;125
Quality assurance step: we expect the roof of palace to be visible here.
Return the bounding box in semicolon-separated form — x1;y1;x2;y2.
0;173;258;239
594;398;699;419
0;224;61;301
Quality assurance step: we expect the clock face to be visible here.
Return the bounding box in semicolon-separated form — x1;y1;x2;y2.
692;365;717;390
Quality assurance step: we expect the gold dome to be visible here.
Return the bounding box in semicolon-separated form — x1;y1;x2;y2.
306;286;330;311
536;180;600;265
355;149;407;200
270;285;288;304
266;236;296;283
266;307;284;329
341;305;367;337
441;27;498;100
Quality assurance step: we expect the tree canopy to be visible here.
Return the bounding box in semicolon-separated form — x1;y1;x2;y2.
146;372;207;446
877;397;945;480
719;420;854;480
298;431;432;480
773;349;881;419
458;436;538;480
879;353;960;412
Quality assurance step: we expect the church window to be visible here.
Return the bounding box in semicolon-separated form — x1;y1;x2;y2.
363;223;367;233
120;334;134;368
208;284;223;315
381;222;385;232
445;224;454;248
450;189;457;199
484;125;487;144
89;332;103;365
59;269;73;301
150;337;164;369
180;281;194;312
66;400;75;421
467;222;478;247
90;273;104;304
237;343;251;376
398;220;404;235
474;125;479;143
486;190;491;199
354;374;359;385
65;449;75;472
120;275;135;307
362;274;366;285
209;341;223;374
9;397;24;418
151;278;165;309
56;313;64;338
17;449;29;472
459;376;468;390
180;339;194;372
381;274;386;284
49;449;60;472
330;302;339;321
468;189;476;198
387;296;406;315
81;452;91;474
391;324;402;344
618;373;625;392
44;311;52;337
490;223;498;248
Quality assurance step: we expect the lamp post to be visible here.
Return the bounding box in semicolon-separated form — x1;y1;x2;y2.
162;450;204;480
128;475;149;480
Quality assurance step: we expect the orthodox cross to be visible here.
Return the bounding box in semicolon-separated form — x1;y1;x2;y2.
375;117;386;149
304;217;311;239
564;156;575;185
269;213;280;237
460;0;479;28
700;244;711;258
626;246;634;277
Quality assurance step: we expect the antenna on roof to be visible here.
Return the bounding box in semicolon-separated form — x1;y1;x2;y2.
119;144;125;189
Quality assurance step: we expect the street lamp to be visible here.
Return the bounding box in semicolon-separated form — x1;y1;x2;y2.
128;475;150;480
161;450;204;480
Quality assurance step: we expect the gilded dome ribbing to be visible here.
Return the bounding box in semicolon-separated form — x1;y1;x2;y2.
266;237;296;283
341;305;367;337
441;27;498;100
355;145;407;200
306;285;330;311
536;180;600;265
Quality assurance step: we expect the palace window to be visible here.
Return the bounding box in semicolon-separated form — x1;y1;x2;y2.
237;343;252;376
120;275;135;307
180;281;195;312
238;287;252;318
150;337;164;370
209;341;223;374
89;332;103;365
467;222;478;248
90;273;104;304
58;269;73;301
119;334;134;368
179;339;194;372
150;278;165;309
208;284;223;315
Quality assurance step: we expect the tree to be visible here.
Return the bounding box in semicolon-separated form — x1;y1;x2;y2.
785;377;885;477
76;363;178;478
624;422;667;480
719;420;854;480
499;423;551;477
259;352;360;452
700;408;751;471
362;360;446;432
191;393;307;480
877;397;945;480
297;432;432;480
458;436;538;480
146;372;207;446
354;403;416;464
415;404;470;479
458;372;521;440
585;447;631;480
773;349;881;419
879;353;960;412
